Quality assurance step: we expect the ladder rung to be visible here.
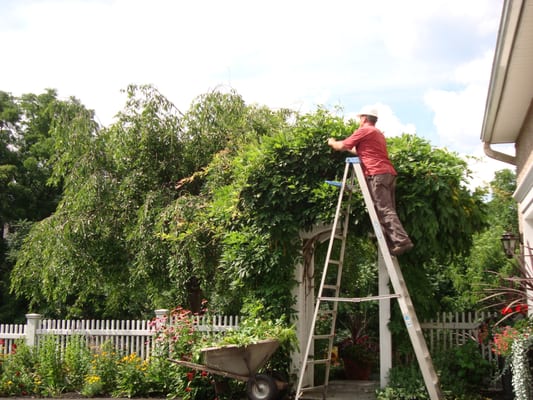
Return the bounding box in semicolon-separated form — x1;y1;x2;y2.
298;384;327;393
325;180;357;192
328;259;341;266
313;334;334;340
325;180;341;187
322;284;338;291
319;294;400;303
306;358;330;366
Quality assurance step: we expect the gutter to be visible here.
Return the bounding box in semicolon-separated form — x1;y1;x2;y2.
480;0;523;166
483;142;516;165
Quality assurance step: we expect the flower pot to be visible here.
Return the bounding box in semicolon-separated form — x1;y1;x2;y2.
342;357;372;380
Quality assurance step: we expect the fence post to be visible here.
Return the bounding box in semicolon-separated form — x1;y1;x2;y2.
154;309;169;319
25;313;42;347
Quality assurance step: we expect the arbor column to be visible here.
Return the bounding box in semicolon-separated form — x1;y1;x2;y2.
378;250;392;388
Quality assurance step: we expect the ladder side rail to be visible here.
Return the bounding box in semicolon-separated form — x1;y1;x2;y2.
350;160;443;400
295;161;351;399
321;164;355;393
334;171;355;294
388;258;442;400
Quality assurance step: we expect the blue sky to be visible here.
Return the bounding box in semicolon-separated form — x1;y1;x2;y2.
0;0;512;188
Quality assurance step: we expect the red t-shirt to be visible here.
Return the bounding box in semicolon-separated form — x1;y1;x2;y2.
341;125;396;176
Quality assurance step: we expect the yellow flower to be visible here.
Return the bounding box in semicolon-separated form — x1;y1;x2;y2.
85;375;101;384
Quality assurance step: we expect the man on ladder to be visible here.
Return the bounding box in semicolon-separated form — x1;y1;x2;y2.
293;104;444;400
327;106;413;256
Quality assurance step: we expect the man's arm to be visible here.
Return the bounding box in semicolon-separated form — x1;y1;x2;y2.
328;138;357;154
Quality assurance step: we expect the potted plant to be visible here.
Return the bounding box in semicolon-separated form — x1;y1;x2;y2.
336;310;378;380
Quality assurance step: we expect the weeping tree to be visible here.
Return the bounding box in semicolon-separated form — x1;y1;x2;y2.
9;85;294;318
9;86;487;321
1;89;78;322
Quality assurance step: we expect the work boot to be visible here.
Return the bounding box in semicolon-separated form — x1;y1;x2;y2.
390;240;414;256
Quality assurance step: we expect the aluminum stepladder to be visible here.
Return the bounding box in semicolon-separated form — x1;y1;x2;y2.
295;157;443;400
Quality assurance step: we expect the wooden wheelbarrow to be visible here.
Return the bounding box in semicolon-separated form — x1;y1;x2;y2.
170;339;288;400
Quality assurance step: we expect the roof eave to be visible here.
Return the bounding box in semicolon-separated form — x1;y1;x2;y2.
480;0;523;144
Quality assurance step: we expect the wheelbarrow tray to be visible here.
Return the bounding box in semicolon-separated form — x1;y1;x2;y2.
170;339;279;381
202;339;279;376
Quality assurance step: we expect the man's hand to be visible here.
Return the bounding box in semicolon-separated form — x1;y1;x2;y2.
328;138;346;152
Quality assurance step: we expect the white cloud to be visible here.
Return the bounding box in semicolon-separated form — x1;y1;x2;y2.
346;103;416;138
424;50;494;150
422;49;515;190
461;144;516;191
0;0;502;153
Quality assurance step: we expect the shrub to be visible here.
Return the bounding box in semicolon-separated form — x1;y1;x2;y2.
34;335;64;396
377;341;493;400
377;361;429;400
81;341;118;397
113;353;149;398
434;340;493;396
63;335;91;391
144;350;176;395
0;340;36;396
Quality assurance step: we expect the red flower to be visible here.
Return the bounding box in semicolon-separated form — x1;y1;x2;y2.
514;304;528;314
501;306;513;315
186;371;195;381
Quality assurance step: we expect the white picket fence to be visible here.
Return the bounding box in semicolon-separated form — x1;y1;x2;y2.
1;310;498;361
419;311;499;363
0;309;240;359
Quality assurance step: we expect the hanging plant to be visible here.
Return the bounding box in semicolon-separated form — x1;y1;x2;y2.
510;332;533;400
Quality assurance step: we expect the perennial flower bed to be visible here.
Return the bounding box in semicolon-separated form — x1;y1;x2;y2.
491;305;532;400
0;303;296;399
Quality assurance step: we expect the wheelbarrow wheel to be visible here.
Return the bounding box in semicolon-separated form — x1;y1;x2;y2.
246;373;279;400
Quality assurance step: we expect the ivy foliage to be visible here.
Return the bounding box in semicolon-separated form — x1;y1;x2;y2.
446;168;518;311
9;86;487;320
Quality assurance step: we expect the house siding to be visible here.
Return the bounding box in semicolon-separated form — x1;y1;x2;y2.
516;103;533;182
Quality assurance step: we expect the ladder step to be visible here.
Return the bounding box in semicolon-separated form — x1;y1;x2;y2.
306;357;330;366
325;180;341;187
325;180;356;192
298;384;327;394
298;386;328;400
319;294;400;303
313;333;334;340
322;284;338;291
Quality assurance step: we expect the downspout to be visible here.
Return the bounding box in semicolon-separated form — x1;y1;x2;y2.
483;141;516;165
